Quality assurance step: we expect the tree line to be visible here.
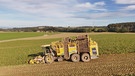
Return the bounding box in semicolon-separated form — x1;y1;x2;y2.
1;22;135;33
108;22;135;32
6;26;107;32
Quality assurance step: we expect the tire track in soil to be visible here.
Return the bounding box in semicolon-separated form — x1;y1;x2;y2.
0;53;135;76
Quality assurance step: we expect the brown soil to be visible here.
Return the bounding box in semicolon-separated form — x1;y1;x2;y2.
0;53;135;76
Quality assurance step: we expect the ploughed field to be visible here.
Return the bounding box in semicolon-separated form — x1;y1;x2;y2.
0;53;135;76
0;32;135;76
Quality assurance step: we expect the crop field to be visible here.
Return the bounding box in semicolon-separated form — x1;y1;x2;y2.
0;32;135;76
0;32;45;40
90;34;135;54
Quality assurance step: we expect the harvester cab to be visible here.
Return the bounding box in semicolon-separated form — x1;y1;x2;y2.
41;45;55;63
41;45;52;55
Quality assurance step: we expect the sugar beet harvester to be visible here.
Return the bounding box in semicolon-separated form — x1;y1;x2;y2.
28;35;99;64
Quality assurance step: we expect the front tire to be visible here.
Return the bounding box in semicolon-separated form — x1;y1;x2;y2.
71;53;80;62
81;53;90;62
45;55;54;64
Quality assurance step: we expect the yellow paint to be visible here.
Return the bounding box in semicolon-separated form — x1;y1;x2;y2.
89;40;99;56
51;36;99;58
68;42;77;55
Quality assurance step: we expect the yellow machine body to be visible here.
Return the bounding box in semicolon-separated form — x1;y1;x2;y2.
51;36;99;59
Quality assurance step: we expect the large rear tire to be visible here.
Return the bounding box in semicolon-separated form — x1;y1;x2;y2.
71;53;80;62
81;53;90;62
45;55;54;64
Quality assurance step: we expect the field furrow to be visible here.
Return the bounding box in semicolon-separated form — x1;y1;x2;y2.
0;53;135;76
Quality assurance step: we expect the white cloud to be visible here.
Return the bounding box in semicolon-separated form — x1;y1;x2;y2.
0;0;77;18
76;2;93;8
75;1;106;11
94;2;105;6
0;0;107;18
123;5;135;10
0;0;135;27
114;0;135;11
74;12;135;19
0;19;40;27
114;0;135;4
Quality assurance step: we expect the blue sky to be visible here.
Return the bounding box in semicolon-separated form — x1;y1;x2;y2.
0;0;135;27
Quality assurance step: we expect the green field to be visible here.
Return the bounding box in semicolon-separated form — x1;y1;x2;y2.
90;34;135;54
0;32;45;40
0;33;135;67
0;38;60;66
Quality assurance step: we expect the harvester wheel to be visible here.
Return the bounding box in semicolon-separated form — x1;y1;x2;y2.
45;55;54;64
58;57;63;62
71;53;80;62
28;59;35;64
81;53;90;62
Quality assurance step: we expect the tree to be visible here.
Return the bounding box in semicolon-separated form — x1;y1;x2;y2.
107;22;135;32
